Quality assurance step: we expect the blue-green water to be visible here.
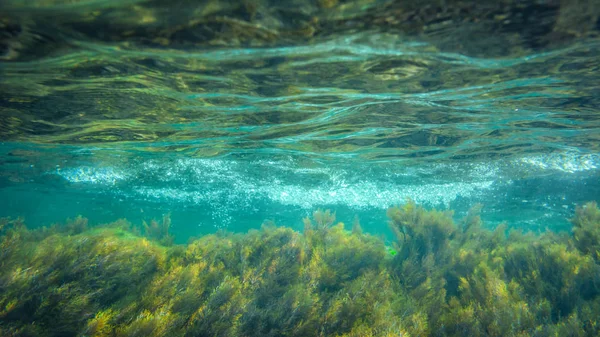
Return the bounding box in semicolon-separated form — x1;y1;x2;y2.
1;143;599;242
1;0;599;239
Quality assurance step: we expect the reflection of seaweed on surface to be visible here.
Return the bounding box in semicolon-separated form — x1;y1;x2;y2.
1;202;600;336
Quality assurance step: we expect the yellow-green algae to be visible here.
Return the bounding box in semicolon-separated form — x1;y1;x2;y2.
1;202;599;337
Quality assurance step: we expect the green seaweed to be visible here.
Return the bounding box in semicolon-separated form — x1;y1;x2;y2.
572;201;600;261
1;201;600;336
142;213;175;246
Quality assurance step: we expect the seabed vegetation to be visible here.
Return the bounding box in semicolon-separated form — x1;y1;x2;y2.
1;201;600;337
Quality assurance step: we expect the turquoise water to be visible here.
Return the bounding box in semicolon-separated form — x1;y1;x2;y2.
1;1;599;237
1;143;599;241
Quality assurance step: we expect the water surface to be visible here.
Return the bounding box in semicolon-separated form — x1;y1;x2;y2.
1;0;599;239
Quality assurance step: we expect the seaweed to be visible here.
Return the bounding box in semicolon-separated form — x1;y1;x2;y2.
572;201;600;261
1;201;600;336
142;213;175;246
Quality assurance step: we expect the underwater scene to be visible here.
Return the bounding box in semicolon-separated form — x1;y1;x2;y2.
1;0;600;336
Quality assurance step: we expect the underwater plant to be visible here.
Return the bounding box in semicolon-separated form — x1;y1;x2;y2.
142;213;174;246
1;201;600;336
571;201;600;261
303;209;336;232
386;200;600;337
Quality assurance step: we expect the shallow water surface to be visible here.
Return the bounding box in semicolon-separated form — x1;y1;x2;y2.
1;0;599;235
